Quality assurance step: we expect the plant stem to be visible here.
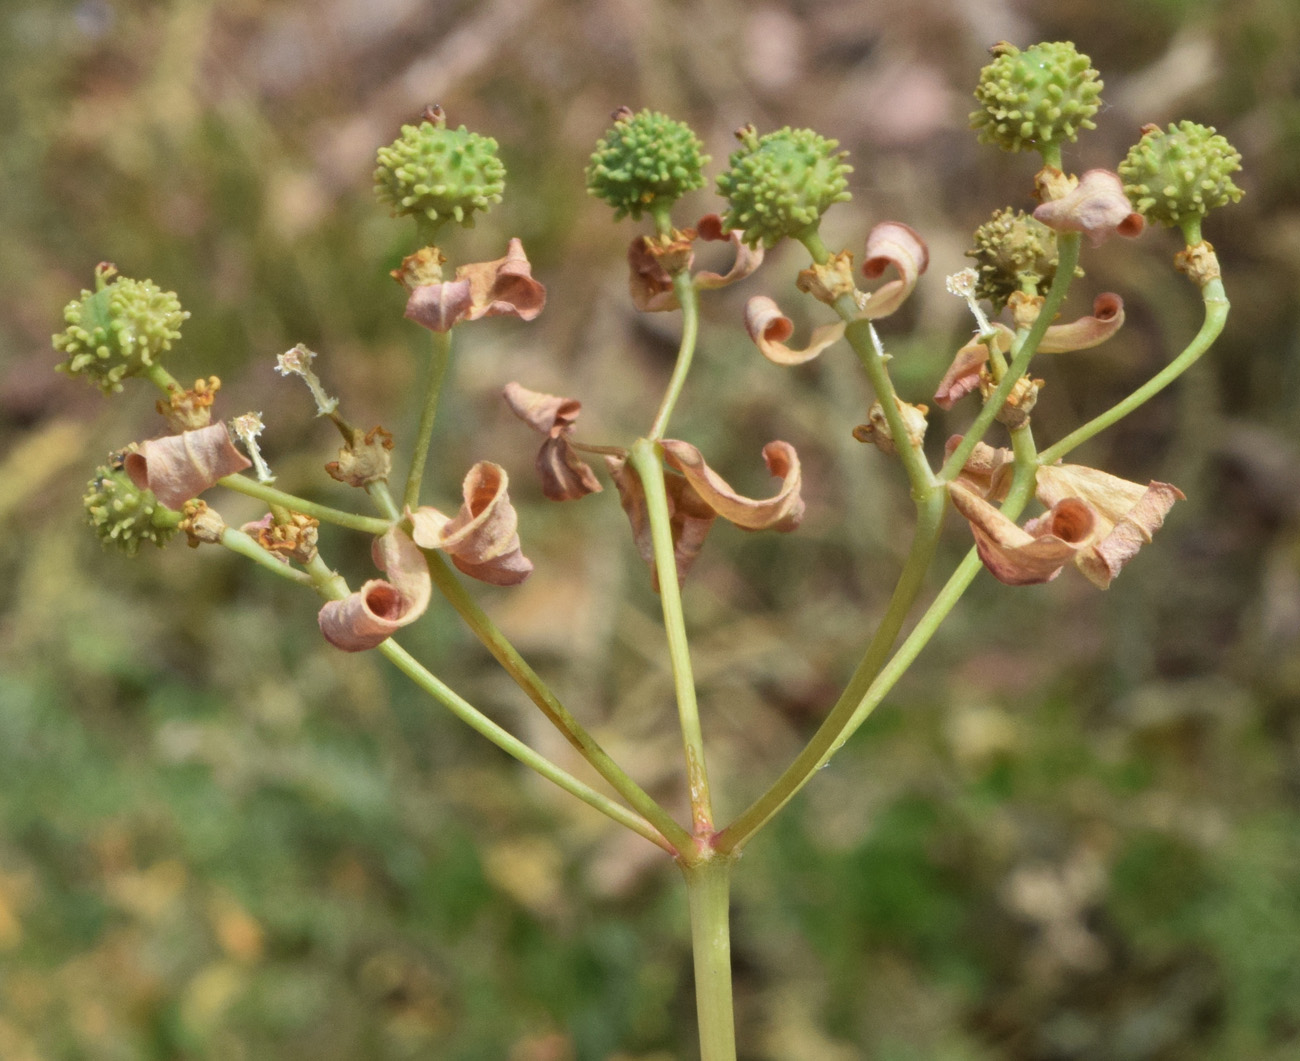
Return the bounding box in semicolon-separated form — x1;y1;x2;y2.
217;526;316;585
940;233;1082;481
1036;277;1229;465
838;308;939;499
404;329;454;511
301;553;674;851
715;486;946;853
629;437;714;834
647;272;701;440
682;854;738;1061
215;475;390;535
217;475;393;535
423;549;693;854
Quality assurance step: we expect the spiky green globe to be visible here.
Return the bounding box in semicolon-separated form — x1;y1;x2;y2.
84;464;179;555
716;126;852;248
54;268;187;394
967;208;1066;310
1119;120;1244;229
586;108;709;221
374;117;505;231
970;41;1102;154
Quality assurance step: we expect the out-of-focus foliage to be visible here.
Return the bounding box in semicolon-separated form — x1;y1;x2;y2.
2;0;1298;1058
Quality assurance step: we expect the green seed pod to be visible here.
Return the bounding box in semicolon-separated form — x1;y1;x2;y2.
53;265;188;395
374;108;505;232
1119;120;1244;229
716;126;852;248
83;462;179;555
966;208;1067;310
586;107;709;222
970;41;1103;155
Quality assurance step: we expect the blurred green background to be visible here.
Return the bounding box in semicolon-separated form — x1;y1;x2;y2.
3;0;1299;1058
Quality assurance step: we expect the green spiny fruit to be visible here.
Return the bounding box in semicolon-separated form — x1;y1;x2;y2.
1119;120;1244;229
970;41;1103;155
374;108;505;233
586;108;709;222
716;126;852;248
53;265;187;394
84;462;179;555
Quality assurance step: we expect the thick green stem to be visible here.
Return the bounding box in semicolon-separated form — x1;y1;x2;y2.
424;549;692;854
682;855;738;1061
647;272;701;440
629;438;713;833
1037;277;1229;465
716;487;946;853
217;475;393;535
403;329;454;511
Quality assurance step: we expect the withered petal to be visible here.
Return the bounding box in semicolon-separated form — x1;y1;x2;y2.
1038;293;1126;353
605;455;716;591
318;528;432;651
744;295;846;366
535;435;603;501
949;481;1094;586
502;381;583;437
409;461;533;586
660;439;805;531
859;221;929;319
1074;481;1184;588
694;217;765;290
934;338;995;410
628;236;682;312
404;277;474;332
124;423;252;510
406;239;546;331
1033;169;1145;247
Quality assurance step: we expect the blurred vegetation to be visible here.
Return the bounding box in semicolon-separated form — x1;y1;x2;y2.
2;0;1299;1058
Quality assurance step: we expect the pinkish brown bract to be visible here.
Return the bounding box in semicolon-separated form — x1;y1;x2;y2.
123;422;252;510
318;528;432;651
409;461;533;585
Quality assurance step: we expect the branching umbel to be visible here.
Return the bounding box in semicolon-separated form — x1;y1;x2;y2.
54;42;1243;1060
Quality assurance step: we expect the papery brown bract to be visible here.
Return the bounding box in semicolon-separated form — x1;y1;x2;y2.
627;235;684;312
1034;463;1185;588
1034;169;1145;247
859;221;929;318
607;440;805;589
123;423;252;510
606;456;716;591
660;439;805;532
933;294;1126;409
949;481;1099;585
502;382;603;501
694;215;764;290
318;528;432;651
404;238;545;331
409;461;533;585
946;440;1185;588
744;295;846;366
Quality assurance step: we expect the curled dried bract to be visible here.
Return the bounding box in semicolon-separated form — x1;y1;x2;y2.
858;221;929;318
744;295;846;366
502;382;603;501
404;238;546;331
123;423;252;510
409;461;533;585
1033;169;1145;246
607;440;805;589
318;528;432;652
